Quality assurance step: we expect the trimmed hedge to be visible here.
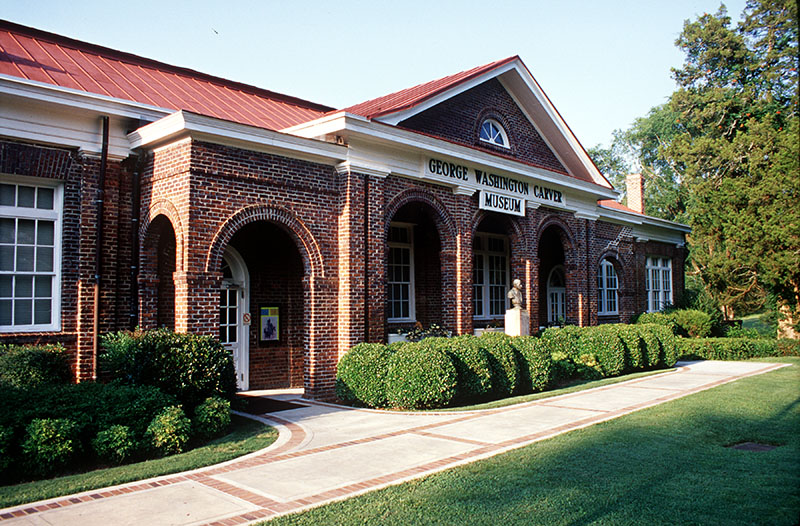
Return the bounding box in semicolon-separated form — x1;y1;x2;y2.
511;336;553;393
0;344;71;388
671;309;713;338
539;326;583;360
385;342;458;409
101;329;236;409
676;338;786;361
477;332;522;397
22;418;79;476
335;343;393;408
433;336;493;402
576;326;626;377
613;324;646;371
647;324;679;367
147;406;191;456
635;325;663;368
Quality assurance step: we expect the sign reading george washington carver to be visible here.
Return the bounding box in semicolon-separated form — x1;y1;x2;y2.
424;157;564;214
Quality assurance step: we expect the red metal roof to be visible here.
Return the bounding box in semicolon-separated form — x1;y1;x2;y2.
0;20;333;130
598;199;643;215
343;56;519;119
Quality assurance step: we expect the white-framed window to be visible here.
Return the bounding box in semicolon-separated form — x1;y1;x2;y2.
0;177;62;332
646;256;672;312
479;119;510;149
598;259;619;315
547;266;566;324
388;223;414;322
473;233;509;319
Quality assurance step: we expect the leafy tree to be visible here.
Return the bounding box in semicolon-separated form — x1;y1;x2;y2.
665;1;799;327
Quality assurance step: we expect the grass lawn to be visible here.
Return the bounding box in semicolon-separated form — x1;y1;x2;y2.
265;357;800;525
0;415;276;509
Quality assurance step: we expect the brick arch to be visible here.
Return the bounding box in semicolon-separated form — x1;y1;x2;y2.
140;199;185;273
597;250;624;281
535;215;576;253
205;204;324;278
469;209;528;253
384;189;457;250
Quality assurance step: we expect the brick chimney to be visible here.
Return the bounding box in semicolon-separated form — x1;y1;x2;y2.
625;173;644;214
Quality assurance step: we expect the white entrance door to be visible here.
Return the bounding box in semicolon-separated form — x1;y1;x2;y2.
220;247;249;390
547;266;566;325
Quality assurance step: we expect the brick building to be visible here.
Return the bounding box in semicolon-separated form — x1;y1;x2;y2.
0;21;688;398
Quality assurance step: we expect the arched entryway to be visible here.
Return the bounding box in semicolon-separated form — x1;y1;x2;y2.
140;213;177;330
537;223;571;327
220;220;305;391
471;212;524;329
386;201;445;331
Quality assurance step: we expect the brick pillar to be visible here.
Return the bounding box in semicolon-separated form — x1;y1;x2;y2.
335;166;366;355
173;271;220;335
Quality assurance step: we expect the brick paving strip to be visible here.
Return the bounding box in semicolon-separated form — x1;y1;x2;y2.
0;360;789;526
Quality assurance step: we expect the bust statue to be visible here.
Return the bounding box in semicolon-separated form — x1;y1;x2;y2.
507;279;524;309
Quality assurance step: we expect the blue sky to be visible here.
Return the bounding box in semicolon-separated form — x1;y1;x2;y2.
4;0;748;149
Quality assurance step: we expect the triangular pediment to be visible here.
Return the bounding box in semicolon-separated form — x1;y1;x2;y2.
347;58;611;188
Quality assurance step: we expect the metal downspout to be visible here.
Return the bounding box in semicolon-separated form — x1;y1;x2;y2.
92;116;109;380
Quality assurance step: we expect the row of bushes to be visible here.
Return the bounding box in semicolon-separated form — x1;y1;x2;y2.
0;330;238;482
635;309;715;338
0;380;231;480
337;324;679;410
677;337;800;361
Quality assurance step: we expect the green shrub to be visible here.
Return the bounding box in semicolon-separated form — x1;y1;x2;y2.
193;397;231;439
649;325;678;366
22;418;79;475
635;325;662;368
777;339;800;356
636;312;677;333
672;309;713;338
146;406;191;456
434;336;493;402
511;336;553;392
102;329;236;409
0;425;13;474
539;326;583;359
725;325;760;339
676;337;784;361
477;332;522;396
549;351;578;384
0;344;71;388
576;327;626;377
92;425;136;464
611;325;647;371
336;343;393;408
385;342;457;409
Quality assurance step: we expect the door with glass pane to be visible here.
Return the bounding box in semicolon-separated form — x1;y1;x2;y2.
219;248;249;390
547;266;566;324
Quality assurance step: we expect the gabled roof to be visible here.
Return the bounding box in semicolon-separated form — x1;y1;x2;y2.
343;57;518;119
340;56;612;189
0;20;333;130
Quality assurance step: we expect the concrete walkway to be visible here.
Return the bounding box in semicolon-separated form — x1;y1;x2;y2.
0;360;789;526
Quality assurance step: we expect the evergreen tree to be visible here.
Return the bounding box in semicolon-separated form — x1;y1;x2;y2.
666;1;799;325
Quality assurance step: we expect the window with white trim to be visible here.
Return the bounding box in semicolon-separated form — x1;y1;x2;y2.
646;256;672;312
0;179;62;332
479;119;510;148
598;259;619;315
388;223;414;322
473;234;509;319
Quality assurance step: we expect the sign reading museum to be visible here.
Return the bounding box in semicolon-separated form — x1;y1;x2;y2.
424;157;565;215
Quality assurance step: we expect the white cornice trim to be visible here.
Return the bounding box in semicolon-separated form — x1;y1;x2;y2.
336;160;390;178
0;74;171;121
597;203;691;233
128;111;348;165
286;113;618;201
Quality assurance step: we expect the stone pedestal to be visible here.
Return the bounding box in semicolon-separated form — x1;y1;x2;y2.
504;308;530;337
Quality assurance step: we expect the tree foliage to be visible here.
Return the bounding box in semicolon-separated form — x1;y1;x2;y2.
666;1;799;321
593;1;798;326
